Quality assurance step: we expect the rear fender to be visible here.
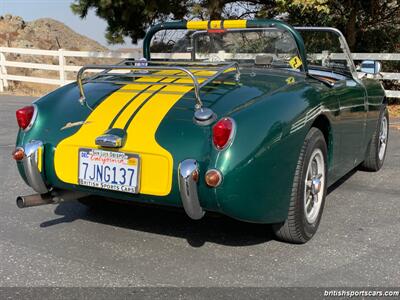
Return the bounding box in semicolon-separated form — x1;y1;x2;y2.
207;93;311;223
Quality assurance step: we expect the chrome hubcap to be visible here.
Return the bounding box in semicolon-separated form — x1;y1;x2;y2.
378;116;388;161
304;149;325;224
311;176;322;195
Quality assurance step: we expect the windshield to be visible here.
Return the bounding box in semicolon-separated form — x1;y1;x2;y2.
150;28;303;71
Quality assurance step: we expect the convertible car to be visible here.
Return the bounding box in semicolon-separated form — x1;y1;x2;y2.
12;19;388;243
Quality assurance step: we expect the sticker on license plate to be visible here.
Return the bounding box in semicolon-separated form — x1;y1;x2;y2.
78;148;140;194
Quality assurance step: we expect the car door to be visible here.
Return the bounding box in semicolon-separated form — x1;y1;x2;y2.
296;27;368;176
335;78;367;172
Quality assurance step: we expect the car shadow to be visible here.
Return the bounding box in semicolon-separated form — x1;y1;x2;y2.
40;199;274;248
39;167;361;248
327;168;357;195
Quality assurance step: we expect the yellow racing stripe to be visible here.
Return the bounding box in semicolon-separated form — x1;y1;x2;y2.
54;71;175;189
54;69;222;196
120;70;215;195
37;144;43;172
112;76;179;129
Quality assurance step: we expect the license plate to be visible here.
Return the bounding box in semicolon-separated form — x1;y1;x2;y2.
78;148;140;194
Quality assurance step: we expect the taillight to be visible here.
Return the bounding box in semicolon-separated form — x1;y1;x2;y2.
212;117;235;150
16;105;35;130
12;148;25;161
205;169;223;187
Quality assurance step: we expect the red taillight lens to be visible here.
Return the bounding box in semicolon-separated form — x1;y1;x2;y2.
16;105;35;130
212;117;235;150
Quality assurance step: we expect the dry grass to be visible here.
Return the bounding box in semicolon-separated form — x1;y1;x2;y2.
389;104;400;130
388;104;400;119
6;82;55;97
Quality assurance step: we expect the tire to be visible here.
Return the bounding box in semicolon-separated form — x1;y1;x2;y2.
360;106;389;172
273;128;328;244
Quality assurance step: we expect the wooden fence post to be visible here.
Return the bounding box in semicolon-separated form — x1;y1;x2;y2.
0;52;9;92
58;48;66;85
0;52;3;92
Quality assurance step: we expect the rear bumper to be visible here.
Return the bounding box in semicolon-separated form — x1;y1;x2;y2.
18;140;49;194
17;143;206;220
178;159;205;220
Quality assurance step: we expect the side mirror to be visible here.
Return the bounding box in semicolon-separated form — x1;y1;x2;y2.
360;60;382;75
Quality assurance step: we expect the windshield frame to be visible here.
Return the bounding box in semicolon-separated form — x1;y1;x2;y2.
143;19;309;72
294;27;359;81
188;28;304;70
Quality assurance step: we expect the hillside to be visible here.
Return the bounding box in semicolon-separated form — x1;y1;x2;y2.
0;14;113;95
0;14;107;51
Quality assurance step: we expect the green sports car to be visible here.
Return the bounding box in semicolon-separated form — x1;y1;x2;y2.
13;19;388;243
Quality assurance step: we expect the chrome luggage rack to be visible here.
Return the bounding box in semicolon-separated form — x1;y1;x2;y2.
77;59;240;122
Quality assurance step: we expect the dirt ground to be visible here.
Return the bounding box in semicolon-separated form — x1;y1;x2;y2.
388;104;400;119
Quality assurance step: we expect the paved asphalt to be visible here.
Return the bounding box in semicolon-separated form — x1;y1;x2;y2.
0;95;399;287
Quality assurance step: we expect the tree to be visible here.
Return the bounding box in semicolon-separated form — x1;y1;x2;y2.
71;0;188;44
276;0;400;52
267;0;400;95
70;0;276;44
71;0;400;53
71;0;399;100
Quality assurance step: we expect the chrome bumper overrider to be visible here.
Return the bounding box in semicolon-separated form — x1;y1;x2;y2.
178;159;205;220
21;140;49;194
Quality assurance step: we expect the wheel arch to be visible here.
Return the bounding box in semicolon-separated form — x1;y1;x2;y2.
310;114;333;170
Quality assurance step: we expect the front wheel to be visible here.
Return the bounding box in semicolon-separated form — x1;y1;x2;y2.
273;128;328;244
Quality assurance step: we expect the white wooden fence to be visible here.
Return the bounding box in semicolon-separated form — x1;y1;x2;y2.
0;47;141;91
0;46;399;98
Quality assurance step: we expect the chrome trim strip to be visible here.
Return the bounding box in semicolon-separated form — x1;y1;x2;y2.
22;140;49;194
178;159;205;220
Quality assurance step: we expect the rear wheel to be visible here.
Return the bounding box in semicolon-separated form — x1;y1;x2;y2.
273;128;328;244
360;106;389;171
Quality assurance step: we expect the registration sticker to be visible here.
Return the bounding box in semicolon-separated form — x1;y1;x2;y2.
286;76;296;85
289;56;303;69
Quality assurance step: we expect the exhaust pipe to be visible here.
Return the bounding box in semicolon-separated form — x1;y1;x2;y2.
16;190;87;208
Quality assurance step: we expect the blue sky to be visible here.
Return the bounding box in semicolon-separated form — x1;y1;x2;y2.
0;0;131;49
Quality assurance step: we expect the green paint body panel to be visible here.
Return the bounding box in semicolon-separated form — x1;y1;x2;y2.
15;21;386;223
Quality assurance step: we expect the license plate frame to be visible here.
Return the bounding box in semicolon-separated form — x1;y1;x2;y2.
78;148;141;194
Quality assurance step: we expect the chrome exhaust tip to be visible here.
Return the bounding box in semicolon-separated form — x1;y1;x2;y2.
16;191;88;209
16;193;52;208
16;196;25;209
